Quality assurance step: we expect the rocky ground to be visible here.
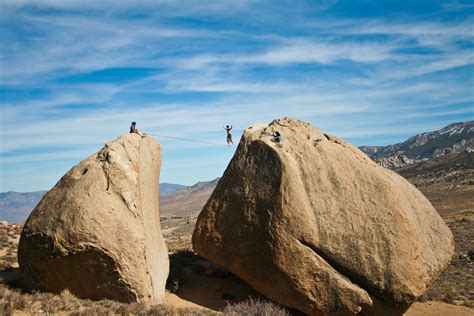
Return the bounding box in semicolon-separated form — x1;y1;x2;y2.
396;152;474;308
423;220;473;306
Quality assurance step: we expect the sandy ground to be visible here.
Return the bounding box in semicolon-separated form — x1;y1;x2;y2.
173;262;259;311
163;292;214;312
406;301;474;316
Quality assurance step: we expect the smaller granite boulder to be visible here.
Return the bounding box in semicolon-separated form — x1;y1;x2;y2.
18;134;169;304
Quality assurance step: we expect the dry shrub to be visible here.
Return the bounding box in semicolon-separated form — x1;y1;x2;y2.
0;287;27;315
4;256;16;264
224;297;290;316
441;292;456;304
146;304;176;315
5;289;27;310
0;285;210;315
464;300;474;308
0;234;8;246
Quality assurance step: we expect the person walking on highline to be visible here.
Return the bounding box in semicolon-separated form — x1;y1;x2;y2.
224;125;233;146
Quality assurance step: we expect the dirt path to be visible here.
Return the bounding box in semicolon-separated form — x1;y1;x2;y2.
405;301;473;316
163;292;215;312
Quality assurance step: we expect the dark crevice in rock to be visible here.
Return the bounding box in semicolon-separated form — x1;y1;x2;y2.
121;140;138;171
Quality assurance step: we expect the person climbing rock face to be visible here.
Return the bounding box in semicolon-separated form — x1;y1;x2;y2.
224;125;233;146
130;122;144;136
273;131;282;143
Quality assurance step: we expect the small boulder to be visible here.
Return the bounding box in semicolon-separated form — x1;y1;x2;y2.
18;134;169;304
193;118;454;315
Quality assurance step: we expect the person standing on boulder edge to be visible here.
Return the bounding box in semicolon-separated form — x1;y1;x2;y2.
224;125;233;146
130;122;144;136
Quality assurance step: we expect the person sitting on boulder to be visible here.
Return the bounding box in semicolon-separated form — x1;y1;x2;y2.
224;125;233;146
130;122;144;136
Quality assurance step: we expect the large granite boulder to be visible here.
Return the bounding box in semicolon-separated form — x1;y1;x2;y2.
18;134;169;304
192;118;454;315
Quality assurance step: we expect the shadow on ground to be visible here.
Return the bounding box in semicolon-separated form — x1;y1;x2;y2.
166;250;262;311
0;266;30;292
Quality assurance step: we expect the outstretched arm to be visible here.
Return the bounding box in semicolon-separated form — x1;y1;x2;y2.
230;125;233;130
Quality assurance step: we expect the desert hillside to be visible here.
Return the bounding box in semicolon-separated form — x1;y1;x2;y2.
160;178;219;217
396;152;473;219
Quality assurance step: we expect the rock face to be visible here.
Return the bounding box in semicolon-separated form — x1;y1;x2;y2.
193;118;454;315
18;134;169;304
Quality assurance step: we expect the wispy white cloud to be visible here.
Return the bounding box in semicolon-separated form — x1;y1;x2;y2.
1;0;259;12
171;38;399;70
342;19;474;38
442;1;474;11
389;51;474;78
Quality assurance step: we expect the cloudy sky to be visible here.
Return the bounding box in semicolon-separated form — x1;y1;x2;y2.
1;0;473;192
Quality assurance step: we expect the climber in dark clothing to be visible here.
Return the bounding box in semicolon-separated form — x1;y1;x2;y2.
130;121;137;133
273;131;282;143
224;125;233;146
130;122;144;136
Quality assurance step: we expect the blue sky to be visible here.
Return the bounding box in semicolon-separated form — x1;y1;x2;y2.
0;0;473;192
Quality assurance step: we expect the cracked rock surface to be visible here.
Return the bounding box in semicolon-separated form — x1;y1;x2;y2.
192;118;454;315
18;134;169;304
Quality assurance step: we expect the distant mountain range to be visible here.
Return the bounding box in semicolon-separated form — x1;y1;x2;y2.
0;182;191;223
0;191;47;224
160;183;187;196
2;121;472;223
160;178;220;218
360;121;473;169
